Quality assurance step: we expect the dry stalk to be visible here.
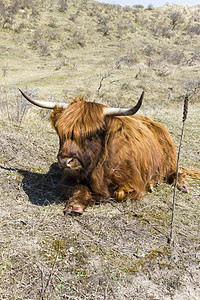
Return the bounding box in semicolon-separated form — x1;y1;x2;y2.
168;94;189;244
97;71;113;95
41;240;60;299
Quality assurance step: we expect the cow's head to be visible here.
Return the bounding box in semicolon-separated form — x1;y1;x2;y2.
19;89;144;178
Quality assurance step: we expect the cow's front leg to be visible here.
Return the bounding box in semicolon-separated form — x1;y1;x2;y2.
63;185;93;215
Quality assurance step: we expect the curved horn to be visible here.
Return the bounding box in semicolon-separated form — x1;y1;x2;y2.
18;88;69;109
103;91;144;116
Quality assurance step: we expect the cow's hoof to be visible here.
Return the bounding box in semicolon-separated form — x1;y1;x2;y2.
177;184;189;193
64;205;84;216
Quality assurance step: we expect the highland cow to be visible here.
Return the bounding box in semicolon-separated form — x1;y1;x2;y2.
19;89;191;215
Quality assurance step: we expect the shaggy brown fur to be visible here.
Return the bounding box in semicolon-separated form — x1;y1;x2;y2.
50;98;198;215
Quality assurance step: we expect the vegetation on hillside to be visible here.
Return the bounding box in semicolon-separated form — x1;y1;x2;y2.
0;0;200;103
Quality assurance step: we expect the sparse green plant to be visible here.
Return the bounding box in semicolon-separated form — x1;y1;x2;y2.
76;271;85;279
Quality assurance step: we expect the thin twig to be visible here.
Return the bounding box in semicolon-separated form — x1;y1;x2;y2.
37;264;45;299
144;219;169;239
168;94;189;244
42;241;60;298
97;71;112;95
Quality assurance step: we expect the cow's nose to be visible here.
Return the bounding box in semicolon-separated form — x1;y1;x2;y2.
66;158;74;167
57;155;77;169
57;154;66;168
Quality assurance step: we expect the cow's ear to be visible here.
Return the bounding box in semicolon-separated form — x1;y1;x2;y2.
50;107;64;129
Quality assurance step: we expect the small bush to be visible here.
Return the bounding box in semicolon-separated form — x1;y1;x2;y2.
147;4;154;10
72;31;86;47
58;0;67;12
97;23;110;36
39;41;51;56
14;22;25;33
116;51;139;69
161;26;173;38
187;23;200;36
142;45;155;56
161;49;186;65
0;87;33;125
169;10;183;30
48;17;57;28
170;50;185;65
186;51;200;66
183;78;200;93
2;64;8;77
133;4;144;9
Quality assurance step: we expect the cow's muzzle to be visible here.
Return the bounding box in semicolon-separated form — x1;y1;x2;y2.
57;155;82;171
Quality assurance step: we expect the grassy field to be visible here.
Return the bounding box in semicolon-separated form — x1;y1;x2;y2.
0;0;200;299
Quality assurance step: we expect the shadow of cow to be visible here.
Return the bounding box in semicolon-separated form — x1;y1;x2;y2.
1;163;63;206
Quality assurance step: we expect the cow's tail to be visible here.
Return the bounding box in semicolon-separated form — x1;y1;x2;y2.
179;166;200;179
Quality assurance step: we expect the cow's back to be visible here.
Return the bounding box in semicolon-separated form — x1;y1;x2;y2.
102;115;177;190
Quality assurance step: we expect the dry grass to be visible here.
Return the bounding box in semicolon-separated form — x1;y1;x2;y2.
0;101;199;300
0;0;200;299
